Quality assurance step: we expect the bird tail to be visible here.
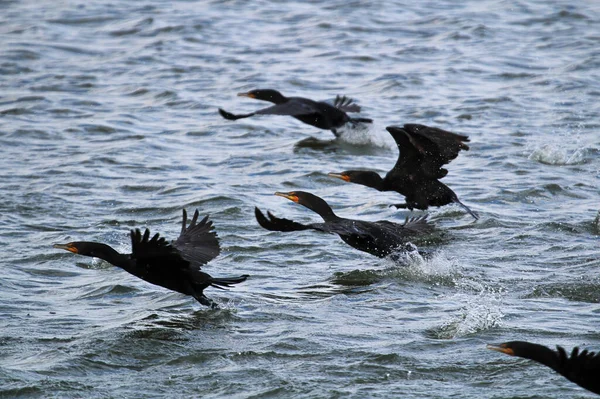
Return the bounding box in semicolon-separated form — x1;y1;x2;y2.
219;108;255;121
453;199;479;220
210;275;249;290
334;95;362;112
349;117;373;125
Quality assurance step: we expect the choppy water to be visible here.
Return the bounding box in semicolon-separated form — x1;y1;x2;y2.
1;0;599;398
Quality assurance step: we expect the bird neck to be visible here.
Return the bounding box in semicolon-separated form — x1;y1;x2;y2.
355;171;386;191
86;243;131;269
301;196;338;222
517;343;561;372
266;91;287;104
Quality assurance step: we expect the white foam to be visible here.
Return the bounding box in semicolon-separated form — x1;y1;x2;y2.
336;122;395;149
437;286;505;339
386;247;505;339
386;247;461;283
528;144;586;165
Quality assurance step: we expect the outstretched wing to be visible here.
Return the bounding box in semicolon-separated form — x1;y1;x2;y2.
559;346;600;394
403;124;470;163
255;207;326;232
322;218;429;258
253;101;318;117
319;219;374;237
173;209;220;267
387;124;470;180
333;95;361;113
354;216;434;238
130;228;189;271
386;125;423;177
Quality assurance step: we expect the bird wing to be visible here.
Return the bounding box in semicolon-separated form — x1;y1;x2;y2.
558;346;600;394
172;209;220;267
130;228;189;271
403;124;470;164
255;207;326;232
333;95;361;113
386;125;423;177
253;101;318;117
324;219;418;257
387;124;470;180
368;216;434;237
318;219;402;244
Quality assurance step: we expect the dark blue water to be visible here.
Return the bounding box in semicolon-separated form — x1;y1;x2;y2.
1;0;599;397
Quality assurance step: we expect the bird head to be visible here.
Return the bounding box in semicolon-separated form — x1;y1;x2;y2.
486;342;517;356
53;241;112;258
237;89;286;104
274;191;336;220
328;170;383;189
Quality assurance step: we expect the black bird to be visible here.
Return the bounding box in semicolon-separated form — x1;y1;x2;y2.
487;341;600;395
255;191;434;258
328;123;478;219
218;89;372;137
53;209;248;308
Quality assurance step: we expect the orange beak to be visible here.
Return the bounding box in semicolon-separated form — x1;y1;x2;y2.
486;344;515;356
53;243;78;254
328;172;350;182
237;92;256;99
274;192;299;203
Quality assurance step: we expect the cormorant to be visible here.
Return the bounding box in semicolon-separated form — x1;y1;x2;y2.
255;191;434;258
53;209;248;308
328;123;478;219
487;341;600;395
218;89;372;137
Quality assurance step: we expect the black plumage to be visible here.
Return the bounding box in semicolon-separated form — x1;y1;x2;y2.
218;89;372;137
255;191;434;258
328;123;478;219
53;209;248;308
487;341;600;395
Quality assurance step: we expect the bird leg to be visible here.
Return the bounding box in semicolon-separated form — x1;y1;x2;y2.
195;294;219;309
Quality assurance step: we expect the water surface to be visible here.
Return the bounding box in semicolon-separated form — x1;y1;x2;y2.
1;1;599;398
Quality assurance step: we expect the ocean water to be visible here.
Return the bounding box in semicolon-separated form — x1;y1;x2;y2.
1;0;599;398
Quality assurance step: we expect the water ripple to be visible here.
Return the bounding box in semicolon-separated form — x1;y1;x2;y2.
0;0;599;398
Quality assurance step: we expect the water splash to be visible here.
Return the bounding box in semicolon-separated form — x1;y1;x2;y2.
432;286;505;339
528;144;586;165
385;247;461;286
387;247;505;339
336;123;395;149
